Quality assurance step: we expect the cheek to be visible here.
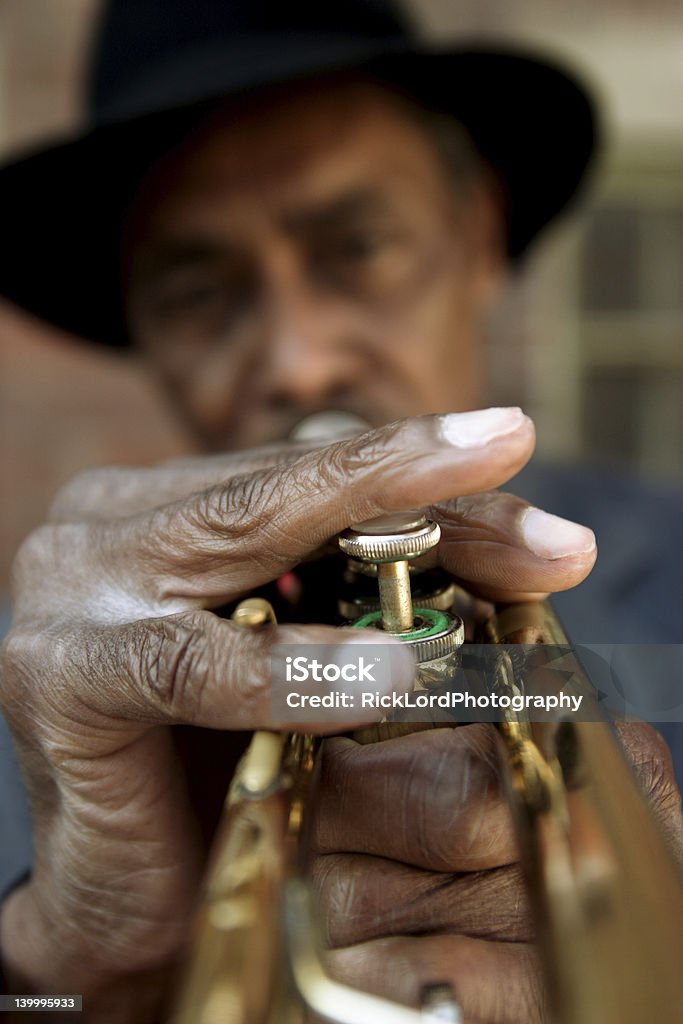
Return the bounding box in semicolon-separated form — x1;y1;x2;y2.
140;331;250;435
362;254;485;413
185;346;256;429
370;254;473;369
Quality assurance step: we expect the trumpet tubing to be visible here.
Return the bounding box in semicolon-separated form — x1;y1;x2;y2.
172;512;683;1024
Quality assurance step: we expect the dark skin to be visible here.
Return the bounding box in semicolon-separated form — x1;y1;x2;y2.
1;78;681;1024
125;79;502;449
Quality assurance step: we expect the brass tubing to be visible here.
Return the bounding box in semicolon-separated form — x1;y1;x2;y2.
377;560;414;632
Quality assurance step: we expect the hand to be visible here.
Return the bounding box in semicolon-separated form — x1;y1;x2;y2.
0;408;596;1022
311;721;683;1024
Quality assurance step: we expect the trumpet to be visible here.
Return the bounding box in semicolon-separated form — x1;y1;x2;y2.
171;501;683;1024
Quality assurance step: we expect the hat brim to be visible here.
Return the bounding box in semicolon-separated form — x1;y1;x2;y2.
0;43;597;348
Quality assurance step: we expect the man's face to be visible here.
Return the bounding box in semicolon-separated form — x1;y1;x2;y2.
126;79;504;450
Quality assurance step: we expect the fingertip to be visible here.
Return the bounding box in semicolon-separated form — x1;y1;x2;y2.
437;407;530;449
337;630;417;695
521;508;597;562
269;628;416;733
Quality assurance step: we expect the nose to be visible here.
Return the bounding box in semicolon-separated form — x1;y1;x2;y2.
259;270;363;410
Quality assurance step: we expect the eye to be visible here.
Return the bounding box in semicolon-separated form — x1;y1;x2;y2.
332;231;385;263
169;281;227;312
310;223;414;297
145;270;245;332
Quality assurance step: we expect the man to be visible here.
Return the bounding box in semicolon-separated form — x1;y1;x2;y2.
0;2;681;1022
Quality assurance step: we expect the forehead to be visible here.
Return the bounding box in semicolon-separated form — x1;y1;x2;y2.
130;79;456;237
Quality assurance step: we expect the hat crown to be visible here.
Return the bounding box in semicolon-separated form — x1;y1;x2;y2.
0;0;595;348
90;0;412;117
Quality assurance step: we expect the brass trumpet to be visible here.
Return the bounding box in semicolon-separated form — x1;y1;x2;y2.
172;504;683;1024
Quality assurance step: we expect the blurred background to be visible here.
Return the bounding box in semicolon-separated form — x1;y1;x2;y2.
1;0;682;589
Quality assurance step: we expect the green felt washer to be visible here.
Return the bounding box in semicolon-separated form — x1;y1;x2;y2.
350;607;451;641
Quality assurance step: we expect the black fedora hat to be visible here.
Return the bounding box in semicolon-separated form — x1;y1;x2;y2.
0;0;597;348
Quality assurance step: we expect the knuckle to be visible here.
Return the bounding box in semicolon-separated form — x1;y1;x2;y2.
183;470;287;544
298;424;401;503
0;625;60;731
318;736;358;789
227;632;272;724
311;854;374;946
618;721;676;792
11;524;61;584
311;852;348;907
48;466;124;522
431;728;507;863
0;629;29;708
320;425;401;485
188;484;239;533
435;490;528;540
617;722;683;842
459;863;531;942
10;523;94;622
139;612;213;717
315;442;364;488
131;609;271;727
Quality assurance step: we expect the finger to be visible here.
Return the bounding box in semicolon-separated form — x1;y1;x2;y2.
614;721;683;858
25;611;416;735
21;409;535;619
136;409;537;605
312;855;530;946
429;492;596;602
49;441;318;522
325;935;543;1024
313;726;518;870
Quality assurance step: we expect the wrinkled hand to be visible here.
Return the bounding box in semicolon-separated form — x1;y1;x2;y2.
0;409;601;1022
311;722;683;1024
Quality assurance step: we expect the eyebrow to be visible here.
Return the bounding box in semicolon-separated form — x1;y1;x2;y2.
281;187;395;235
133;239;235;286
134;187;396;286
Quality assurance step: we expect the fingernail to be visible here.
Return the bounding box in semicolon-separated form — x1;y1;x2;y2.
439;407;525;448
522;508;596;559
334;633;416;695
270;634;415;728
